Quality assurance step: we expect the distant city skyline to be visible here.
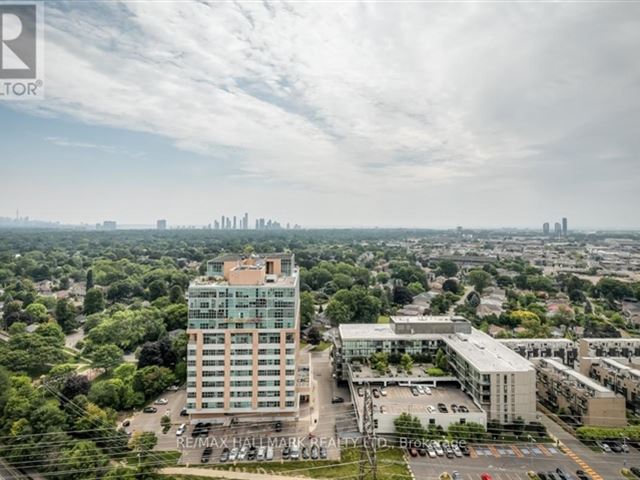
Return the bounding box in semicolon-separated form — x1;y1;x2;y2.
1;3;639;228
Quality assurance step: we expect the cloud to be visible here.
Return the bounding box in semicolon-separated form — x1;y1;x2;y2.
7;1;640;227
44;136;145;159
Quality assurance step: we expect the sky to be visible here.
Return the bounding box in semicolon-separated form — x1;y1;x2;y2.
1;1;639;229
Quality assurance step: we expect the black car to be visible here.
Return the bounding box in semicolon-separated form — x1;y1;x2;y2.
142;406;157;413
331;396;345;404
437;403;448;413
201;447;213;463
283;446;291;459
179;408;188;417
218;447;228;463
302;446;309;459
609;441;623;453
319;446;327;459
247;445;257;460
418;447;427;456
629;467;640;478
274;421;283;432
310;445;319;459
460;445;470;456
537;473;548;480
372;389;380;398
576;470;592;480
555;468;568;480
410;387;420;396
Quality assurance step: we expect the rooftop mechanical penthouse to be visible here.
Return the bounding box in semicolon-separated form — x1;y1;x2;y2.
186;253;300;422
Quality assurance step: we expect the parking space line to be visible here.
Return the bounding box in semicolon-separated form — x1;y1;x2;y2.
537;444;551;456
489;445;500;458
469;446;478;459
512;445;524;458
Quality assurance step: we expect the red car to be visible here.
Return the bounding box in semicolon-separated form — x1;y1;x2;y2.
481;474;493;480
409;447;418;457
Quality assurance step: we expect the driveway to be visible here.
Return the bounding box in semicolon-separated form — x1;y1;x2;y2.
126;389;187;450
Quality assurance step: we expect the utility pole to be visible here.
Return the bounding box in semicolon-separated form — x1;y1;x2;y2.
358;382;377;480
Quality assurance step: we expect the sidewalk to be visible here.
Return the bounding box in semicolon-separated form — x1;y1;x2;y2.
160;467;314;480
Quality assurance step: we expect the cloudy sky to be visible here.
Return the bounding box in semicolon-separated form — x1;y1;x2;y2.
1;1;639;229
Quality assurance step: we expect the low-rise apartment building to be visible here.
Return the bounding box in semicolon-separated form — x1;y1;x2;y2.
533;357;626;427
580;357;640;414
579;338;640;359
334;315;537;426
499;338;577;366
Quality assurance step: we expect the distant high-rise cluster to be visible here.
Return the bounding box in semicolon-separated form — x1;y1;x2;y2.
543;217;568;236
212;213;296;230
156;219;167;230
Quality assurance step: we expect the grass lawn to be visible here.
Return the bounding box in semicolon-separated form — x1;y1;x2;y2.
125;450;182;466
377;315;390;324
312;341;332;352
206;447;410;480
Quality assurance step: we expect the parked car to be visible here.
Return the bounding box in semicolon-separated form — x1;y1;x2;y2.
458;405;469;413
629;467;640;478
238;445;248;460
175;423;186;436
576;470;592;480
380;387;387;396
432;441;444;456
357;387;364;396
416;385;425;395
247;445;257;460
608;441;623;453
256;446;265;461
555;468;568;480
274;421;283;432
427;405;436;413
266;446;274;461
290;444;300;460
167;384;179;391
218;447;228;463
546;473;560;480
311;445;319;459
418;447;427;456
179;407;188;416
452;445;462;457
142;406;157;413
320;446;327;459
452;471;461;480
481;474;493;480
331;396;345;404
302;446;309;459
437;403;448;413
424;386;432;395
451;404;458;413
229;447;239;461
372;388;380;398
409;447;418;457
538;474;548;480
282;446;291;459
121;419;131;427
410;386;420;396
154;398;168;405
200;447;213;463
460;445;470;456
597;441;611;453
426;444;436;458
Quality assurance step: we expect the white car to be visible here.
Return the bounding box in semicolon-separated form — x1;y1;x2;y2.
154;398;168;405
380;388;387;396
424;386;432;395
416;385;425;394
266;446;274;461
229;447;239;461
238;445;248;460
175;423;186;436
167;385;179;391
452;445;462;457
256;446;266;461
433;442;444;456
426;444;436;458
290;444;300;460
427;405;436;413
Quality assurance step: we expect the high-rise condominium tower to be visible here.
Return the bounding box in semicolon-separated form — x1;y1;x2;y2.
186;253;300;422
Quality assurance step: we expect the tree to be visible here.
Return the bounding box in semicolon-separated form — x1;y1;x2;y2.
394;412;425;441
133;366;175;398
84;288;105;315
325;299;350;325
138;337;177;369
62;374;91;400
148;280;168;301
163;303;187;331
370;352;389;375
467;270;492;294
307;327;322;345
437;260;459;278
300;291;315;327
130;431;159;476
25;302;49;323
442;278;461;294
86;269;94;290
392;285;414;306
400;353;414;373
55;298;77;332
54;440;109;480
435;348;448;371
90;344;124;372
161;414;171;434
168;285;184;304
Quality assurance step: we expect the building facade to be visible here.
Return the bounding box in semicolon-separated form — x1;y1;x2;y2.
186;253;300;422
334;316;537;424
533;357;626;427
499;338;577;366
580;357;640;414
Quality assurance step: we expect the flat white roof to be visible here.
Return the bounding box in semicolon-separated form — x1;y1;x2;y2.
338;323;534;373
538;358;613;395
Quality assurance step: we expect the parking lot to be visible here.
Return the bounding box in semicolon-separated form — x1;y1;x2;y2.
409;442;582;480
